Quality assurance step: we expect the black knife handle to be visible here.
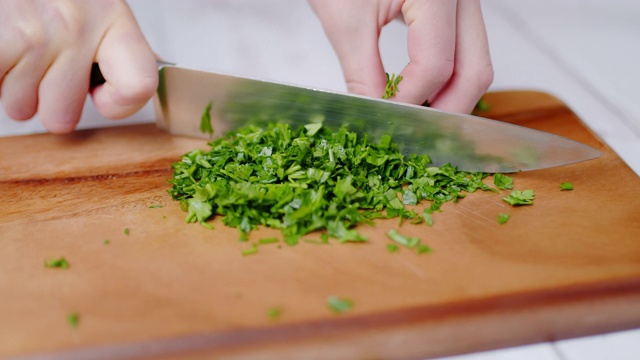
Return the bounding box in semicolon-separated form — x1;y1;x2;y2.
89;61;174;89
89;63;106;88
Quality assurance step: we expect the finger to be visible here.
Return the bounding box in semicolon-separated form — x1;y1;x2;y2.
393;0;458;105
91;11;157;120
37;50;93;133
429;0;493;113
0;1;30;92
309;1;387;98
0;54;50;121
335;28;387;98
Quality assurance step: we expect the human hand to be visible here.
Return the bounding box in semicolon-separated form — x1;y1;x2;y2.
308;0;493;114
0;0;157;134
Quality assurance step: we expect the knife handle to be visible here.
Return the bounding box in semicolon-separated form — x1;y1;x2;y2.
89;61;175;89
89;63;106;88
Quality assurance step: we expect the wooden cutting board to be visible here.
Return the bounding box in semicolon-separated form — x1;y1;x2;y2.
1;91;639;360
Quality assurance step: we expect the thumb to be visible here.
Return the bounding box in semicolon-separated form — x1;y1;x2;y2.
91;13;157;119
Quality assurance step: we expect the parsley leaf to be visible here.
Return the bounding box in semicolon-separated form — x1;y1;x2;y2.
498;213;510;224
387;243;399;253
416;244;433;255
386;229;420;248
200;101;214;136
493;173;514;190
474;97;491;112
44;257;69;269
327;296;353;314
560;182;574;191
242;244;259;256
267;307;283;320
422;210;434;227
382;73;403;99
502;190;535;206
67;313;80;329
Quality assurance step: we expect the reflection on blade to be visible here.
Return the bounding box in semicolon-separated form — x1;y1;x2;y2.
154;66;602;172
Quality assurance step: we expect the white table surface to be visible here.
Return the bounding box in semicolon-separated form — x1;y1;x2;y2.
1;1;638;359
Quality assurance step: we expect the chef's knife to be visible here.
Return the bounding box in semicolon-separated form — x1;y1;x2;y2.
92;63;602;172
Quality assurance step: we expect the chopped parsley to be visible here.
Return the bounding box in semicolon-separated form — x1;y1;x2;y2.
498;213;510;224
103;239;110;245
149;205;163;209
382;73;403;99
422;209;434;227
327;296;353;314
474;97;491;112
67;313;80;329
386;229;420;248
258;237;279;245
560;182;574;191
168;122;493;245
124;228;130;236
386;243;400;253
416;244;433;255
502;190;535;206
242;244;259;256
200;101;214;136
493;173;513;190
267;307;283;320
44;257;69;269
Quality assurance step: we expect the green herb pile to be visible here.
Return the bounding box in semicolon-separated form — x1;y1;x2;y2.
168;122;495;245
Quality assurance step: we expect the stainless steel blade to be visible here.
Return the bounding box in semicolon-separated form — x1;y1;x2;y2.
153;65;602;172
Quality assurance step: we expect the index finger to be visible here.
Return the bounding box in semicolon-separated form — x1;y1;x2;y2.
90;8;157;120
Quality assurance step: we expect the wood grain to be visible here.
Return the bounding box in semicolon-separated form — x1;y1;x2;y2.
1;91;639;360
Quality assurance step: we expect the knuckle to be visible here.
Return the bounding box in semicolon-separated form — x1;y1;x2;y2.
115;74;159;104
423;59;455;87
14;20;46;53
345;79;377;98
466;63;495;94
48;0;87;41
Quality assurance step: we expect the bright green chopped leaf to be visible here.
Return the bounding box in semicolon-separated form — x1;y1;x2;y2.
560;182;574;191
258;237;279;245
304;123;323;136
382;73;403;99
493;173;514;190
267;307;283;320
387;229;420;248
200;101;214;136
422;210;434;227
387;243;399;253
416;244;433;255
200;221;215;230
498;213;510;224
103;239;110;245
169;119;498;247
474;97;491;112
149;205;163;209
124;228;130;236
67;313;80;329
44;257;69;269
502;189;535;206
242;244;258;256
327;296;353;314
186;199;213;224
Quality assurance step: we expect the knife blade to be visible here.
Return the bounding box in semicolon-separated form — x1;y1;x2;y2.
99;63;602;172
